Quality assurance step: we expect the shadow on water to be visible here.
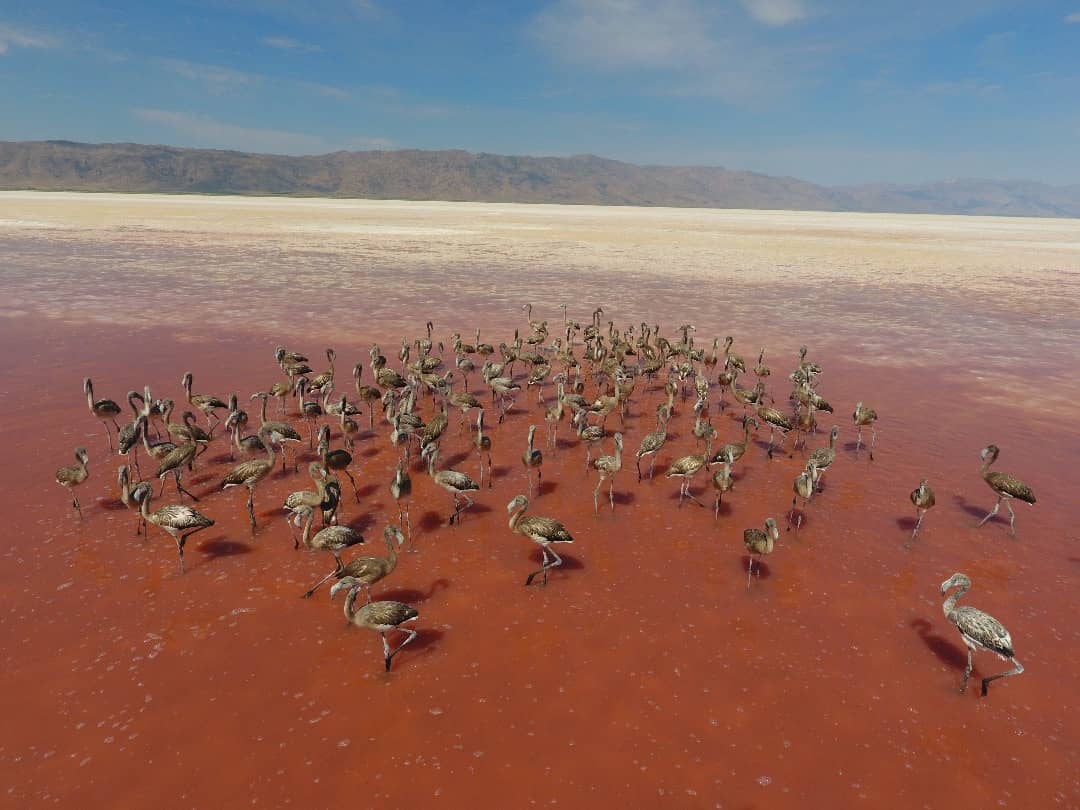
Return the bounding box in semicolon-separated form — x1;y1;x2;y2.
401;627;445;659
418;510;445;532
896;515;918;531
356;483;380;499
344;512;378;534
952;494;1005;525
444;451;471;468
198;537;254;558
738;555;771;579
911;617;969;670
378;578;451;604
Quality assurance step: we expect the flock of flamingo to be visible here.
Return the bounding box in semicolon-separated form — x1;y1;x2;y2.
55;305;1035;692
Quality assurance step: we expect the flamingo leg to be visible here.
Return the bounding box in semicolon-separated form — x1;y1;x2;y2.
976;496;1003;528
980;657;1023;696
385;627;418;671
343;469;359;503
526;548;550;587
960;647;973;693
746;555;754;590
911;509;925;541
302;568;339;598
246;486;256;530
1004;499;1017;537
177;477;199;501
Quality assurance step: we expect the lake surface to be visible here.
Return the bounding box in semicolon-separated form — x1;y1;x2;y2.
1;193;1078;807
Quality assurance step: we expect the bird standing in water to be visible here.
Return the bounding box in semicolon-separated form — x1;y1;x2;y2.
940;573;1023;696
55;447;90;517
331;577;419;672
909;478;935;541
976;445;1035;537
507;495;575;587
743;518;779;589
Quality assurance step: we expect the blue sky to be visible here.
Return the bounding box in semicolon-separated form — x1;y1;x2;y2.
1;1;1078;185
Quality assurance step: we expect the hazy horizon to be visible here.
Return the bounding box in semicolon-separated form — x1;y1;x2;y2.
2;2;1079;186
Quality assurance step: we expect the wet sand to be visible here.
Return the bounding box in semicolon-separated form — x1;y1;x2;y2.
1;192;1078;807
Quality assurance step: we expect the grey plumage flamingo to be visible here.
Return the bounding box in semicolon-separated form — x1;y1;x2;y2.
852;401;878;459
305;524;403;599
940;573;1024;696
507;495;575;586
744;518;779;589
330;576;418;672
910;478;935;540
976;445;1036;537
422;444;480;526
132;487;214;574
84;377;121;451
55;447;90;517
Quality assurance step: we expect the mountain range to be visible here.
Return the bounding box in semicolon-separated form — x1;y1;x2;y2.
2;140;1078;218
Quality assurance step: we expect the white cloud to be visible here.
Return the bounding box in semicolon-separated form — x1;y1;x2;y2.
1065;12;1080;23
530;0;717;71
925;78;1001;97
294;80;351;100
739;0;808;25
132;108;394;154
160;59;258;92
0;22;58;55
261;35;322;51
528;0;807;100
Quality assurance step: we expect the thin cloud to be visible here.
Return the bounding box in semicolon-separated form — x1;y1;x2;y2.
1065;12;1080;23
261;35;322;51
739;0;808;25
160;58;258;92
530;0;716;71
528;0;805;101
0;22;58;55
294;80;351;100
132;108;394;154
925;78;1001;97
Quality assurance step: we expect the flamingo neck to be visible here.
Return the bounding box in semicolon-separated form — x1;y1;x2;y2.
942;583;967;618
343;583;360;620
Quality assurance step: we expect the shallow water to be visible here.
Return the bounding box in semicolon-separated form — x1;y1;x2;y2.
1;194;1078;807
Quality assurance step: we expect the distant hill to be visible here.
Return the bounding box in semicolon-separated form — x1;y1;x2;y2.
2;140;1078;218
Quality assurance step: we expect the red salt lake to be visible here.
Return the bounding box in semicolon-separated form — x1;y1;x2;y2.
1;196;1078;808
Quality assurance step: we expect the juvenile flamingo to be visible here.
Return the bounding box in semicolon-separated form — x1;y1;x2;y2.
940;573;1024;696
507;494;575;586
330;577;419;672
976;444;1035;537
744;518;779;589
